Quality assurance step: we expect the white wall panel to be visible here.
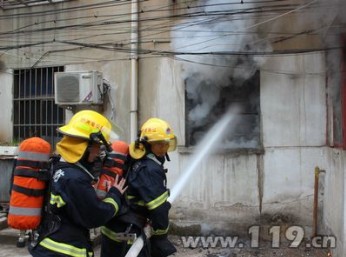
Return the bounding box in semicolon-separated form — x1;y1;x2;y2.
261;53;326;147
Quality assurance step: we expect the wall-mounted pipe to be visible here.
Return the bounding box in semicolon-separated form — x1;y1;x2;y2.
130;0;139;142
312;166;325;237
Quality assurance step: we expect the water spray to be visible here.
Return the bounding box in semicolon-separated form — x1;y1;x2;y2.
124;105;240;257
168;105;239;203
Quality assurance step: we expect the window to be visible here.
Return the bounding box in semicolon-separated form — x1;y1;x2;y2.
13;66;65;147
185;71;261;149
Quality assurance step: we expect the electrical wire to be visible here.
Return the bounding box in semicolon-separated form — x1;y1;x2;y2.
0;1;325;37
0;1;338;42
0;0;137;19
0;0;344;67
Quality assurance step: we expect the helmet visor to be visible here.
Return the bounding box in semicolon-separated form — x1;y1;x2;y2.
168;136;177;152
147;136;177;152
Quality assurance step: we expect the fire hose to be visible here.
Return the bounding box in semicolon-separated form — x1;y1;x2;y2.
124;225;151;257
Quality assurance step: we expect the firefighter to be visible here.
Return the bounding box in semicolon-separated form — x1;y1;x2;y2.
100;118;177;257
29;109;127;257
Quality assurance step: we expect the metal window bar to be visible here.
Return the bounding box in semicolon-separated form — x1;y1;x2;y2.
13;66;64;147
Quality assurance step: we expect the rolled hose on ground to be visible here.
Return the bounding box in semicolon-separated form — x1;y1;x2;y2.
124;225;151;257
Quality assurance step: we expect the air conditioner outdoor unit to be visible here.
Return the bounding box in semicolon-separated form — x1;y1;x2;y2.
54;71;104;105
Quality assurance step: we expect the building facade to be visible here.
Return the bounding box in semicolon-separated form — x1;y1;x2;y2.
0;0;346;256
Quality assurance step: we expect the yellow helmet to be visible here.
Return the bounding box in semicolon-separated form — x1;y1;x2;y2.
140;118;177;151
57;110;113;143
129;118;177;159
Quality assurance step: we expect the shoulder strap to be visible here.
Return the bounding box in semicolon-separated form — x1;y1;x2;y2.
53;161;96;181
12;184;46;196
74;162;96;181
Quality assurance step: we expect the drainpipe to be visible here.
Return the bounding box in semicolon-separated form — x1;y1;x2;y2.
312;166;325;237
130;0;139;142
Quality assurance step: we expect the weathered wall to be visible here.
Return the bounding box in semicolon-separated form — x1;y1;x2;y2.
260;53;327;225
149;52;330;235
323;148;346;257
0;1;346;255
63;61;132;141
0;71;13;144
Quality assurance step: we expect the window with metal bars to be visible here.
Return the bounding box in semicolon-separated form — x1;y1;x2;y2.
13;66;65;148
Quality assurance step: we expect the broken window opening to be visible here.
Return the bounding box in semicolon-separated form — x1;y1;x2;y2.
185;70;261;150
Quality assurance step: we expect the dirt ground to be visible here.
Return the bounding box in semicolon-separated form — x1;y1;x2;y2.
0;225;332;257
0;234;332;257
169;235;332;257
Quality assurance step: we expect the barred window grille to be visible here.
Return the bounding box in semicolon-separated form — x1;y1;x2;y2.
13;66;65;147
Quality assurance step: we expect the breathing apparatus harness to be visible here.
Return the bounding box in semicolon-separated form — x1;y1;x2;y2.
28;131;113;248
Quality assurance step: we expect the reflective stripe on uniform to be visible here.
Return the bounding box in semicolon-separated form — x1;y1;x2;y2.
50;193;66;208
146;191;169;210
100;226;135;244
134;200;145;206
8;206;41;216
152;226;169;236
100;226;122;243
126;195;135;200
103;197;119;216
18;151;50;162
39;238;93;257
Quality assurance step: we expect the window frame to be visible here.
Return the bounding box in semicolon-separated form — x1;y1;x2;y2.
184;70;263;153
12;66;65;147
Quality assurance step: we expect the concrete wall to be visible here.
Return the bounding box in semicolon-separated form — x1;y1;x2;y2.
151;52;330;233
0;1;346;255
260;53;327;225
323;148;346;257
0;71;13;144
64;61;132;141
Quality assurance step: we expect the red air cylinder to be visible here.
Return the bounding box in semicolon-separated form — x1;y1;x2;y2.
8;137;51;230
96;140;129;199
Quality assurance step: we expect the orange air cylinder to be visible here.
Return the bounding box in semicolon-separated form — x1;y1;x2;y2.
8;137;51;230
96;140;129;199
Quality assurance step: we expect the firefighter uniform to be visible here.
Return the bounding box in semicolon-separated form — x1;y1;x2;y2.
29;110;127;257
100;118;177;257
30;161;123;257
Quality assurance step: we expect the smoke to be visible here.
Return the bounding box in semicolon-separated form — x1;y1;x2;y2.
171;0;271;147
172;0;271;82
171;0;345;148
